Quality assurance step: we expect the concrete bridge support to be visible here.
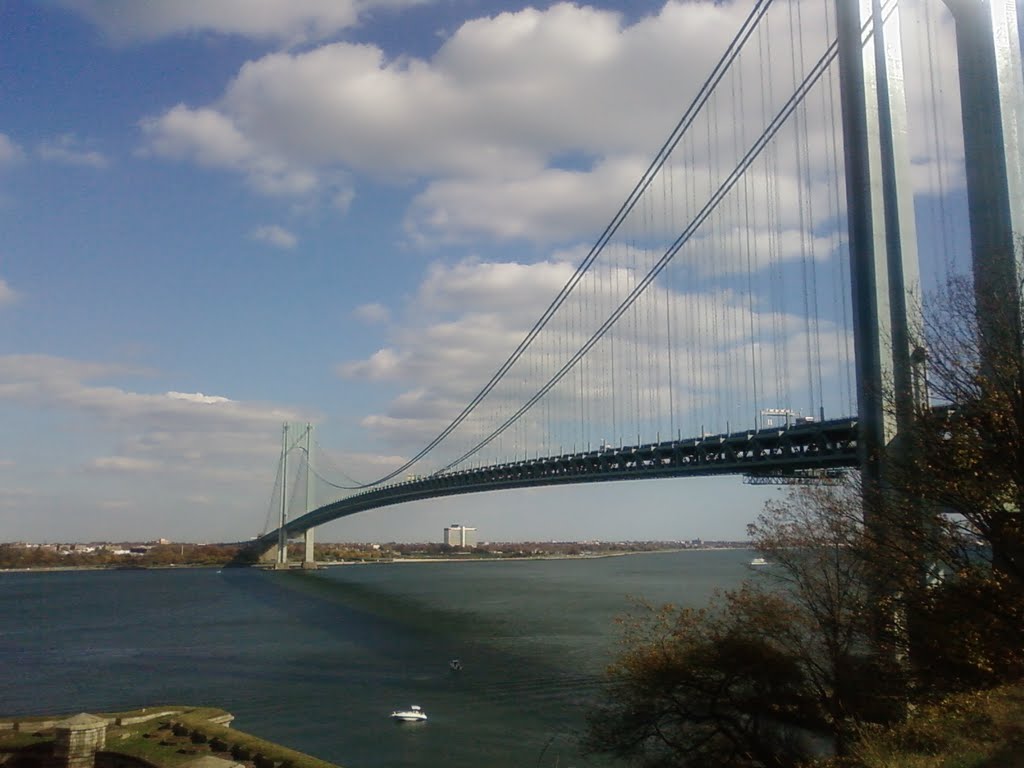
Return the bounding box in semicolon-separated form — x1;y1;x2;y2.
303;528;317;569
259;543;279;565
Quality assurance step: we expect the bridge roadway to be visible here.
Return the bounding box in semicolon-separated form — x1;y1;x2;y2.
251;417;859;555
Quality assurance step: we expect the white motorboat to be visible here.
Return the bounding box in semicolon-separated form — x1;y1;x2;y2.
449;658;463;672
390;705;427;723
749;557;769;567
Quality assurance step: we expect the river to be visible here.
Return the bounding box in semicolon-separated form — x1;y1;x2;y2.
0;549;753;768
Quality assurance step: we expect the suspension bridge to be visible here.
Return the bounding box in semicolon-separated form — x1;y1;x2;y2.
249;0;1024;567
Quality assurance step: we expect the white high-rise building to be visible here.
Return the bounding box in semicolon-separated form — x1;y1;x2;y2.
444;523;477;548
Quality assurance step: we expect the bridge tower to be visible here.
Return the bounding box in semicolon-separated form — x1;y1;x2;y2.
837;0;1023;660
273;423;290;568
943;0;1024;360
267;422;317;569
839;0;1024;494
836;0;922;497
302;423;317;569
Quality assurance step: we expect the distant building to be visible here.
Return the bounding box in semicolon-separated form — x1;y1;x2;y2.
444;523;477;548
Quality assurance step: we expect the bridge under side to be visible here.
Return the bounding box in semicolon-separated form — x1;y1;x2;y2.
247;419;859;558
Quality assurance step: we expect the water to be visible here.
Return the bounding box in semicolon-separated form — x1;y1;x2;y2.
0;550;752;767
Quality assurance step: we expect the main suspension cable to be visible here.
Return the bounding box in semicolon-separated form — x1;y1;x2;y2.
440;38;841;471
346;0;780;488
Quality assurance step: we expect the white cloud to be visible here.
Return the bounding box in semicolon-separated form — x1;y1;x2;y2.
0;133;23;166
333;187;355;213
37;134;109;168
354;303;390;324
0;278;17;307
251;224;298;249
140;105;319;197
133;3;764;229
0;354;334;540
338;256;855;468
417;257;571;317
339;347;403;381
405;156;646;243
133;0;964;249
0;354;306;468
166;391;234;405
56;0;429;44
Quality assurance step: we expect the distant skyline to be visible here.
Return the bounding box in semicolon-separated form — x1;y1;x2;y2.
0;1;966;543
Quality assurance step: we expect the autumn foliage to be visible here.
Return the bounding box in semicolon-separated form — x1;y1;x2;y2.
585;274;1024;766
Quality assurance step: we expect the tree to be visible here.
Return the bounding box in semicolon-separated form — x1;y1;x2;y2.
873;272;1024;687
584;479;889;766
583;597;817;768
899;273;1024;582
585;271;1024;765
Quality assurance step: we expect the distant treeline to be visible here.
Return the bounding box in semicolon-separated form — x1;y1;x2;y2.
0;539;716;569
0;543;244;569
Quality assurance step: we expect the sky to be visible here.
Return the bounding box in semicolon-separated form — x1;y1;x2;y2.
0;0;969;545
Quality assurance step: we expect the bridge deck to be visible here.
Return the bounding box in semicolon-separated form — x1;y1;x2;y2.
252;418;858;555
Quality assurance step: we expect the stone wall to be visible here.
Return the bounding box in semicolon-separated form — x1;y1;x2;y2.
53;714;107;768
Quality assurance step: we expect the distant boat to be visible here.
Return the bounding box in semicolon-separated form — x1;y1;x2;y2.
449;658;463;672
391;705;427;723
749;557;769;567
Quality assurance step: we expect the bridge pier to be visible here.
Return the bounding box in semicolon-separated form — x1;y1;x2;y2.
302;528;317;569
259;543;280;566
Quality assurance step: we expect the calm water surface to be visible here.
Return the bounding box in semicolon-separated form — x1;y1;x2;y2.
0;550;752;768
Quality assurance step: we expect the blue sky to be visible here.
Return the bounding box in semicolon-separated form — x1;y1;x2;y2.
0;0;966;544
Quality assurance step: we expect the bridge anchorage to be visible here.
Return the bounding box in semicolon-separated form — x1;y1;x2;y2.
246;0;1023;563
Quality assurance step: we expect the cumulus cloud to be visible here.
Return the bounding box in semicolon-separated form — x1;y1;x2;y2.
251;224;298;249
132;0;963;249
56;0;429;44
140;105;319;197
405;156;646;244
339;347;403;381
37;134;109;168
338;255;856;472
132;3;778;232
0;353;336;539
417;258;571;317
0;354;305;467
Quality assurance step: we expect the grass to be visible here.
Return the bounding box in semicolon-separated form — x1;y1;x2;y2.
832;684;1024;767
0;706;344;768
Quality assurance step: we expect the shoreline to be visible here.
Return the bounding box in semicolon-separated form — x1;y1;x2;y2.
1;547;752;573
367;546;748;565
